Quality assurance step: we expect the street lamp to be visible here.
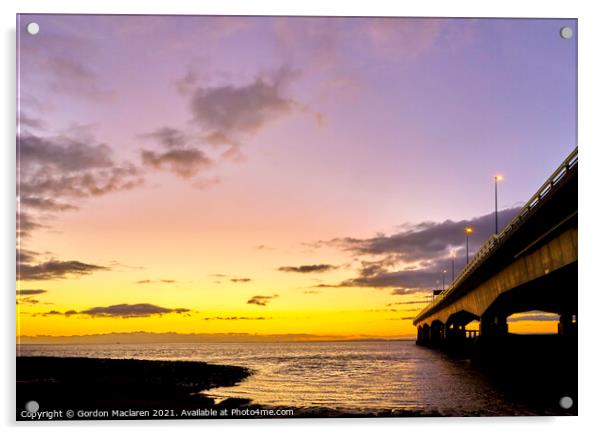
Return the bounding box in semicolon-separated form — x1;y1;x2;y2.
494;175;503;234
451;251;456;281
442;269;447;289
464;226;473;265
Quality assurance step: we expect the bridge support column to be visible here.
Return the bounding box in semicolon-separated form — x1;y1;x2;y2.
558;313;577;336
444;322;461;343
444;323;453;341
416;325;424;344
480;313;508;339
431;321;444;347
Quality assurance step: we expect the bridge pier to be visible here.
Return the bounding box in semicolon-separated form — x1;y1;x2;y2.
430;321;445;347
444;322;464;344
558;313;577;336
480;313;508;339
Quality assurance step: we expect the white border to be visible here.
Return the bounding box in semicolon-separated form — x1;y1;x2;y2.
2;0;601;433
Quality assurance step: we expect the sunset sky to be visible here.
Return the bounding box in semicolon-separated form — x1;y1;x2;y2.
16;15;576;340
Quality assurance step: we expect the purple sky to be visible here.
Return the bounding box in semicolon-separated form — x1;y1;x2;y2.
18;16;576;228
16;16;576;337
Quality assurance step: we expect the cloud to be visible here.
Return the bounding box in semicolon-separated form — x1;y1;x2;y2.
17;289;47;296
81;303;189;318
143;127;189;148
508;312;560;322
18;259;108;281
203;316;269;321
387;316;416;321
321;208;521;292
135;279;176;284
17;212;45;239
38;303;190;318
19;131;113;172
247;295;279;306
16;289;48;306
255;244;274;251
18;131;143;237
20;196;78;212
139;126;214;179
188;67;302;148
39;310;63;316
20;162;141;200
386;300;428;306
328;208;520;262
19;113;47;130
342;266;441;289
278;264;337;273
17;249;38;264
141;148;212;179
139;67;318;181
230;278;252;283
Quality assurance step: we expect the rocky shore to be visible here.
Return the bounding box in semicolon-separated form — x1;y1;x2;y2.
17;356;252;420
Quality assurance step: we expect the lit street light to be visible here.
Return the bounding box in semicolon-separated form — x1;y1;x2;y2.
464;226;473;265
451;251;456;281
494;175;503;234
442;269;447;289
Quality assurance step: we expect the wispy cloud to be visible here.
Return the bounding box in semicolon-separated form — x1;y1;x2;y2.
141;148;212;179
278;264;337;273
202;316;270;321
18;131;143;239
17;289;47;296
135;279;176;285
247;294;279;306
37;303;190;318
386;300;428;307
18;258;108;281
318;208;520;292
16;289;48;305
326;208;520;262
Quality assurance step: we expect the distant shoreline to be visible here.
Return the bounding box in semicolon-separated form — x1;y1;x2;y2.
17;334;415;345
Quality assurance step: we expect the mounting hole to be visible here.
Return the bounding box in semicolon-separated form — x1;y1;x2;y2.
26;22;40;35
559;396;573;409
25;400;39;412
560;26;573;40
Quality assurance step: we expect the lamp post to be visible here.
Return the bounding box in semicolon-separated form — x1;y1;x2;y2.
442;269;447;289
451;251;455;281
494;175;502;234
464;226;473;265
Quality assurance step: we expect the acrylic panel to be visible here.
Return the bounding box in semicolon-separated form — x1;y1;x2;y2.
16;14;577;420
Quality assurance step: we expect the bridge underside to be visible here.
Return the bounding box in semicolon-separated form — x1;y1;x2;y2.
415;225;577;346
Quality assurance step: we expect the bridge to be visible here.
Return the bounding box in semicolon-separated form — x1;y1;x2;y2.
413;148;578;348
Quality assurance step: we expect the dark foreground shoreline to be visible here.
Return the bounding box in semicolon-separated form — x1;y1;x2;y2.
17;356;252;420
17;356;445;420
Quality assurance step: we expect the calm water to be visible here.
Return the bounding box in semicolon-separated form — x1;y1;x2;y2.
18;341;537;415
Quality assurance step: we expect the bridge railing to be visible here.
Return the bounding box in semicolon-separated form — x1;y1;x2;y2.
415;147;578;323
